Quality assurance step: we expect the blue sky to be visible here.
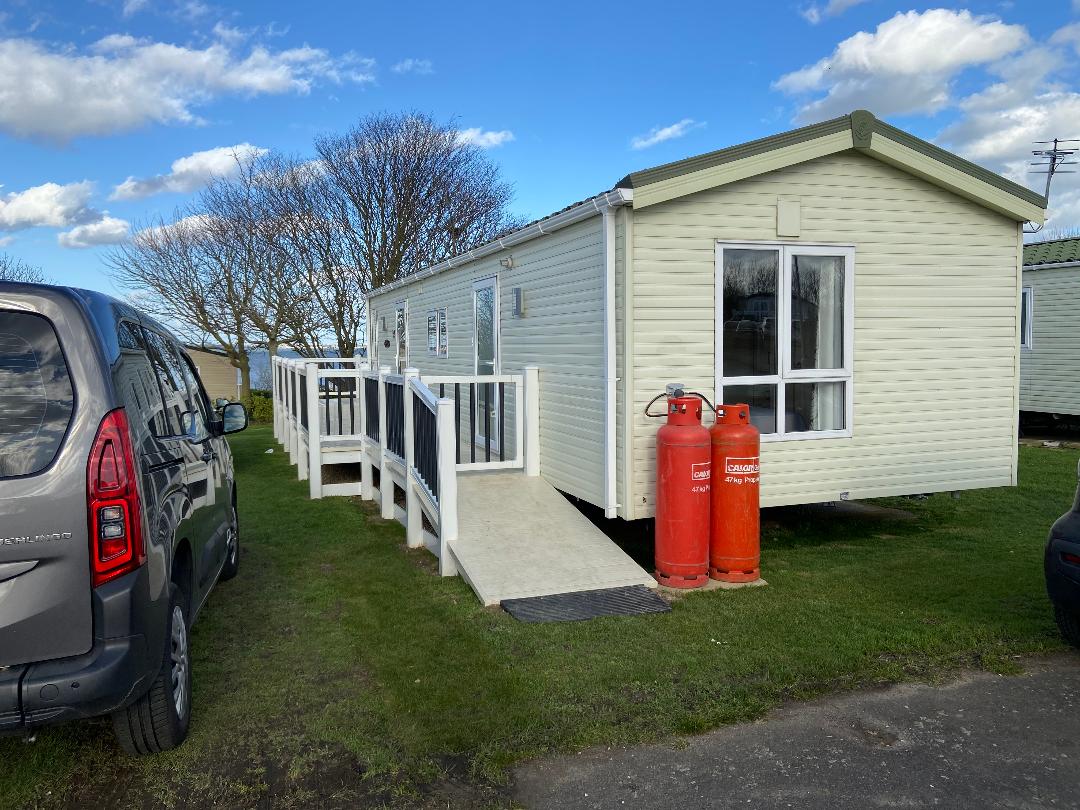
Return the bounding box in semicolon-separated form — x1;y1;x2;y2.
1;0;1078;292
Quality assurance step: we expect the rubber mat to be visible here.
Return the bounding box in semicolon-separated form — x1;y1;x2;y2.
501;585;670;623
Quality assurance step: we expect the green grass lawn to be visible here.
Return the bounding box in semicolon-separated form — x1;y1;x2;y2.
1;426;1074;808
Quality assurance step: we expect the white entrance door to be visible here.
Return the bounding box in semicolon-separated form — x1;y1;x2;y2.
473;277;499;452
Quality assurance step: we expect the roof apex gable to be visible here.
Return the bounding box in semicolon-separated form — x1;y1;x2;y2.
619;110;1046;223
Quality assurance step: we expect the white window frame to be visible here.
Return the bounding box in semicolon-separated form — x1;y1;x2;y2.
715;240;855;442
1021;286;1033;350
427;307;448;358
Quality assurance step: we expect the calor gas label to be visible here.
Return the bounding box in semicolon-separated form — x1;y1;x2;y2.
691;461;711;481
724;456;759;485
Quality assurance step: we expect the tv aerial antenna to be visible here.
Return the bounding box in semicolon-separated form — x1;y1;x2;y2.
1026;137;1078;234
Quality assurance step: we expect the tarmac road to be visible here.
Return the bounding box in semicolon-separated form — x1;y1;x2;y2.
513;654;1080;809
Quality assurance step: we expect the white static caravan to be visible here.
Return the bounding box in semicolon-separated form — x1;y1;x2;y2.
1020;237;1080;418
367;110;1047;524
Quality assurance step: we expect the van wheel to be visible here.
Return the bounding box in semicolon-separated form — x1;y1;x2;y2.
112;583;192;754
219;501;240;581
1055;604;1080;649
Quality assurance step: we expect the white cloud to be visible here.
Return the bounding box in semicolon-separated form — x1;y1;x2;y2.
774;9;1029;121
0;236;14;247
0;35;376;142
630;118;703;150
112;143;269;200
122;0;149;17
58;216;130;248
456;128;514;149
392;58;432;75
0;181;98;231
801;0;867;25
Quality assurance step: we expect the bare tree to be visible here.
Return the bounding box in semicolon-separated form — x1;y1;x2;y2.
107;212;256;400
309;112;522;353
1030;226;1080;242
199;154;325;359
0;253;47;283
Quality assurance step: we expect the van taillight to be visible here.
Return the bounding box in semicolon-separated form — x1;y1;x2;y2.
87;408;145;587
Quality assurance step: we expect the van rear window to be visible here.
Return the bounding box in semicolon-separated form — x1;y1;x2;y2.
0;312;75;478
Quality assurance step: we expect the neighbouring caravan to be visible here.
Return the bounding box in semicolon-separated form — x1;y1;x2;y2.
367;110;1047;521
1020;237;1080;418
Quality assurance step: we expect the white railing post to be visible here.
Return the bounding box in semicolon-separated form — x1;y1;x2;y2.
271;356;279;442
403;368;422;548
297;365;309;481
288;363;299;465
436;397;459;577
359;366;373;501
306;361;322;499
524;365;541;477
378;365;394;519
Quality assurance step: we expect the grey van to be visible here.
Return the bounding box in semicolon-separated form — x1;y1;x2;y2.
0;283;246;754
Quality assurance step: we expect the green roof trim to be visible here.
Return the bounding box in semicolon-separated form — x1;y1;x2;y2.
869;117;1046;208
616;110;1047;212
1024;237;1080;267
615;115;851;189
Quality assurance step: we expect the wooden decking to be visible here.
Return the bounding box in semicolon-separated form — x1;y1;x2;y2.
452;472;656;606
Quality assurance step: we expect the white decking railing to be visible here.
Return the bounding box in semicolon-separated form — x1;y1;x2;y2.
270;355;540;576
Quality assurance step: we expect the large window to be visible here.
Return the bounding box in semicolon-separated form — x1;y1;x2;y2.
0;311;74;477
1021;286;1033;350
717;242;854;439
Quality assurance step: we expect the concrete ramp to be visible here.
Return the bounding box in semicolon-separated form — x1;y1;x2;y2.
452;472;657;606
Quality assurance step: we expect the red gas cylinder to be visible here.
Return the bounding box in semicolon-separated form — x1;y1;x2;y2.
653;394;710;588
709;403;761;583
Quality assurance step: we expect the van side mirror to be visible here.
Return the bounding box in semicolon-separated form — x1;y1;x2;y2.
221;402;247;435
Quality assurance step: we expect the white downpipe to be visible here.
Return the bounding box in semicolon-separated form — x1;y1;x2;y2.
359;369;374;502
601;206;618;519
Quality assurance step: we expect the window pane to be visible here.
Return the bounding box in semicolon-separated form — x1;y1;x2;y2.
395;305;407;372
438;310;448;357
791;254;844;370
785;382;845;432
427;314;437;354
1021;289;1031;347
0;312;74;477
475;286;495;375
723;384;776;435
722;249;778;377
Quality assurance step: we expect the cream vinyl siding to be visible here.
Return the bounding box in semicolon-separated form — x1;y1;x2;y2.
628;150;1021;518
1020;265;1080;416
369;216;607;503
187;348;238;402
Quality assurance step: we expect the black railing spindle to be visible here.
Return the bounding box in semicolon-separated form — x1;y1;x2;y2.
499;382;505;461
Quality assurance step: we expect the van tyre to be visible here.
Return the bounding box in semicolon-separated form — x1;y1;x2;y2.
111;583;192;754
219;499;240;581
1054;604;1080;649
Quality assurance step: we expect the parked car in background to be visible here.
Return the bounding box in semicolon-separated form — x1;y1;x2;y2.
0;283;247;754
1046;458;1080;648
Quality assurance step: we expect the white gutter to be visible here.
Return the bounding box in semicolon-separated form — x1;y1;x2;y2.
1023;261;1080;271
368;188;633;300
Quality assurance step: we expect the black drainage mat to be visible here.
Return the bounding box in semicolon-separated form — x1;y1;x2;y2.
502;585;670;623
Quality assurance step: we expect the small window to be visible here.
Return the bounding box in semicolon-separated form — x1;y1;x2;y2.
427;308;448;357
395;301;408;373
0;311;75;478
718;242;854;439
1021;286;1033;350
